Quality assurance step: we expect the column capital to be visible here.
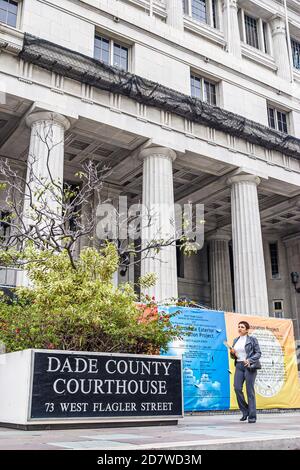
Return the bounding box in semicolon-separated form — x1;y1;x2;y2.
26;111;70;131
227;174;261;187
207;229;232;242
270;15;286;35
138;146;177;162
222;0;238;10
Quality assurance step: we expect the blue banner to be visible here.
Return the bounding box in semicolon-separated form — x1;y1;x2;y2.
160;306;230;412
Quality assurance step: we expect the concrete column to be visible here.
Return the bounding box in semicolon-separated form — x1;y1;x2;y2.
17;111;70;286
24;111;70;223
222;0;241;58
96;185;123;287
139;146;178;302
227;174;269;316
208;230;233;312
283;234;300;340
166;0;184;31
270;16;291;81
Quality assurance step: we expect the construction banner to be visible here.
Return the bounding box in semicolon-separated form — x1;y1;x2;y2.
161;306;300;411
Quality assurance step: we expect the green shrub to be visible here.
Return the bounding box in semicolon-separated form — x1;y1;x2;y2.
0;244;188;354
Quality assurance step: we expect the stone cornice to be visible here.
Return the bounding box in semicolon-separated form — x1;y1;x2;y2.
0;23;24;55
19;33;300;160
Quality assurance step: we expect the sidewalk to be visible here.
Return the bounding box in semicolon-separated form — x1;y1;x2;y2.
0;412;300;450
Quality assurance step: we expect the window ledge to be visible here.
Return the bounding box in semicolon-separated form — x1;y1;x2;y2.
121;0;167;18
241;43;277;71
293;68;300;83
183;16;226;47
0;23;23;54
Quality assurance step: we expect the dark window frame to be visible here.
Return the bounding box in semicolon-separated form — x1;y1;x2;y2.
273;300;284;318
269;242;280;279
0;0;19;28
176;240;185;279
183;0;219;29
267;106;288;134
94;34;129;72
191;73;217;105
244;14;259;49
291;38;300;70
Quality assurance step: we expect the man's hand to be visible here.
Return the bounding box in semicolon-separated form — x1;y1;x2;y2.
244;359;250;367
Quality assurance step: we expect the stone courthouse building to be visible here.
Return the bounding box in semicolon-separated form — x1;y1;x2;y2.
0;0;299;335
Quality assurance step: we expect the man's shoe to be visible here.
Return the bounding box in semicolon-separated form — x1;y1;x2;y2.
240;415;248;421
248;418;256;423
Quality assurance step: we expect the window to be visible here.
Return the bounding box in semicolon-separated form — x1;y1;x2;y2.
113;43;128;71
291;39;300;70
207;244;210;282
94;36;110;65
191;74;216;105
244;14;259;49
176;241;184;278
273;300;284;318
191;0;206;23
94;35;129;71
269;242;279;279
263;22;269;54
238;9;271;54
0;0;18;28
0;211;11;243
63;183;81;233
183;0;219;29
268;106;288;133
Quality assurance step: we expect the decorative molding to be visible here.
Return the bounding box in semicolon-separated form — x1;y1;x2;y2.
18;59;33;84
110;92;122;112
183;16;226;47
18;34;300;161
161;110;172;128
0;23;23;55
120;0;167;18
208;127;216;142
241;44;278;72
293;68;300;83
137;102;147;120
51;72;65;94
185;118;194;135
81;83;94;103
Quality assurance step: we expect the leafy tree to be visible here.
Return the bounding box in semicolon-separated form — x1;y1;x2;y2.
0;243;191;353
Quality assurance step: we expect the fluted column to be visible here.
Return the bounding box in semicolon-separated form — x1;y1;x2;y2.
270;16;291;81
166;0;184;31
139;146;178;302
24;111;70;223
222;0;241;58
228;174;269;316
208;231;233;312
17;111;70;286
283;234;300;341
